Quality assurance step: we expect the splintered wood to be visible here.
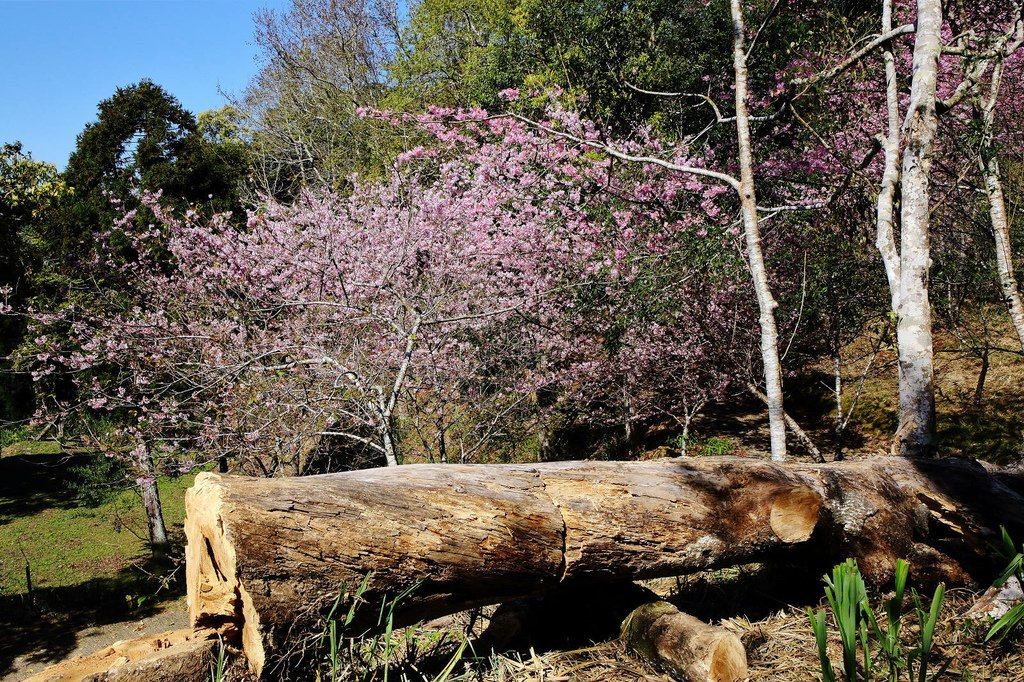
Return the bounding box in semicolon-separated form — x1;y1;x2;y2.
22;628;217;682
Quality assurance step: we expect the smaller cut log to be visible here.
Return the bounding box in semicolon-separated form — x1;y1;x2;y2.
23;628;219;682
621;601;747;682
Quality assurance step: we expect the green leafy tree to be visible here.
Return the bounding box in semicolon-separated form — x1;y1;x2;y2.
239;0;401;196
23;81;249;326
386;0;527;110
52;80;244;262
0;142;69;424
390;0;814;135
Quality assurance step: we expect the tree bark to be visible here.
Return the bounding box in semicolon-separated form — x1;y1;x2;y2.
137;445;170;561
185;456;1024;678
895;0;942;457
621;601;747;682
875;0;903;316
974;347;990;405
975;60;1024;354
730;0;788;462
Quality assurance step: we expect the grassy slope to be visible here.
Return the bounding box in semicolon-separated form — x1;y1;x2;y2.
833;324;1024;462
0;445;196;675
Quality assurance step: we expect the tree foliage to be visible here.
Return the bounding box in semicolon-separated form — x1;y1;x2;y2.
10;0;1024;484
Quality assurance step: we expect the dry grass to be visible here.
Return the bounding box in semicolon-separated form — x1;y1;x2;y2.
468;586;1023;682
483;643;669;682
828;317;1024;463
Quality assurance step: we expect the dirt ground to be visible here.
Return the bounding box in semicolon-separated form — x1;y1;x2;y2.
1;597;189;682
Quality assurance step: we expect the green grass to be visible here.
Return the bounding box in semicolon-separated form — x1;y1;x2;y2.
0;448;193;597
0;478;193;596
0;438;65;458
0;444;196;673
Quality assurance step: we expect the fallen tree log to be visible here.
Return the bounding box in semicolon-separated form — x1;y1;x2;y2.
621;601;747;682
184;456;1024;678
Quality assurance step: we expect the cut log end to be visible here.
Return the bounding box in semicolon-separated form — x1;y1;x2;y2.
708;635;747;682
621;601;747;682
769;486;822;542
185;472;265;677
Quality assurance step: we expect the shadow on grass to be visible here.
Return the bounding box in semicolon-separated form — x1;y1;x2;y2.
0;448;190;677
0;451;114;526
0;555;186;677
936;396;1024;465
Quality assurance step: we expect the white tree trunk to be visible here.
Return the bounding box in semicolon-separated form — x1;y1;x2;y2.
378;315;421;467
381;422;399;467
730;0;787;461
895;0;942;457
875;0;902;315
977;61;1024;353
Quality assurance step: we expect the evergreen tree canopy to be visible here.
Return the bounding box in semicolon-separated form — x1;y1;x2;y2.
53;80;246;265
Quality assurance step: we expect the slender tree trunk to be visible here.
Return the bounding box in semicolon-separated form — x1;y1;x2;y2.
833;354;845;460
530;362;553;462
681;415;692;457
381;420;399;467
895;0;942;457
975;347;990;404
378;315;421;468
137;445;170;560
623;384;634;454
730;0;787;461
976;61;1024;352
437;416;448;464
876;0;903;315
984;155;1024;351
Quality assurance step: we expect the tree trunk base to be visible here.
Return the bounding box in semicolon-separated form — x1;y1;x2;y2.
23;628;221;682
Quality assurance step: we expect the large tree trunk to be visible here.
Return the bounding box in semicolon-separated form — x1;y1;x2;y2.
185;456;1024;678
895;0;942;457
730;0;788;461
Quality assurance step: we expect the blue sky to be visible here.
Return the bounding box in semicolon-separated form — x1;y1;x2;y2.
1;0;286;168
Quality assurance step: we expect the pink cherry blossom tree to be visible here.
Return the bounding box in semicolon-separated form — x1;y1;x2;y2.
23;106;759;500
